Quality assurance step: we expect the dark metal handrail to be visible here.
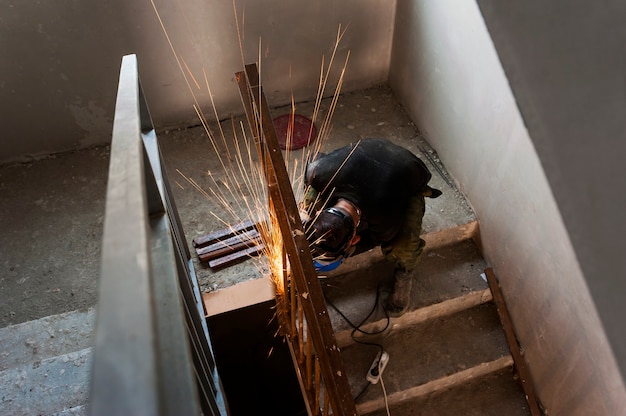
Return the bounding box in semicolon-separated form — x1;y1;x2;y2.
90;54;227;416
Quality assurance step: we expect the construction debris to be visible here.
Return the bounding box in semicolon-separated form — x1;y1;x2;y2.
192;220;264;269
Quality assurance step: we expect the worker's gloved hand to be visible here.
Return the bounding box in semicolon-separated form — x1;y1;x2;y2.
313;256;345;272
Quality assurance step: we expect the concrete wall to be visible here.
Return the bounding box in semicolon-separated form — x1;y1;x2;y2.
389;1;625;414
0;0;395;164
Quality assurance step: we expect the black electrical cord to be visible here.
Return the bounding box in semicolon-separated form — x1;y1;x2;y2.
323;282;391;402
323;281;390;338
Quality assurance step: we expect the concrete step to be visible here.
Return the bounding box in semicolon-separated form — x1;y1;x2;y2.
341;303;528;415
0;348;90;416
358;364;531;416
321;225;488;334
0;308;94;371
334;288;493;349
0;309;94;416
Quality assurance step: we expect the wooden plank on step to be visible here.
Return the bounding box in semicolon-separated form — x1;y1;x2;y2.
325;220;479;279
202;276;276;317
484;268;543;416
356;355;514;415
335;288;493;348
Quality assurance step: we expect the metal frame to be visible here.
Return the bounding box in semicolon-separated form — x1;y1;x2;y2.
236;63;357;416
90;54;226;416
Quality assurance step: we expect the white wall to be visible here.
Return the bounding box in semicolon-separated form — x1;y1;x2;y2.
0;0;395;164
389;1;625;414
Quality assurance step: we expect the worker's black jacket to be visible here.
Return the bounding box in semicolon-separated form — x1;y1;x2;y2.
305;138;435;245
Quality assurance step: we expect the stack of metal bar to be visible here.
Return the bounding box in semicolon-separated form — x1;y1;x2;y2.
192;220;264;269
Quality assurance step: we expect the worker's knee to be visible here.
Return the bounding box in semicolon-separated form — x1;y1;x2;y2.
382;195;426;271
382;237;425;272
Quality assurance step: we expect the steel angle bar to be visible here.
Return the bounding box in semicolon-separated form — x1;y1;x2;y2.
91;54;224;416
236;63;357;416
91;53;161;416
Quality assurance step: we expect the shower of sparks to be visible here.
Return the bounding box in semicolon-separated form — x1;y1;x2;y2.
150;0;352;296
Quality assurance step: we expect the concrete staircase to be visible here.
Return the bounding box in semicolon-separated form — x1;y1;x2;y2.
0;309;93;416
0;223;535;416
323;222;534;416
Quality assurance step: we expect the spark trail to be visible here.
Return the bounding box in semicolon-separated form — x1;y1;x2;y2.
150;0;352;289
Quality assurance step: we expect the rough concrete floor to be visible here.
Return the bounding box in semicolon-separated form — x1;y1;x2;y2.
0;83;474;328
0;147;108;328
159;85;475;293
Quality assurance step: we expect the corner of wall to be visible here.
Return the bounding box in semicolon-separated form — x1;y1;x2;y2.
388;0;626;413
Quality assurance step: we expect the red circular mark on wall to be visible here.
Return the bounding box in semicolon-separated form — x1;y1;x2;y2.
272;114;317;150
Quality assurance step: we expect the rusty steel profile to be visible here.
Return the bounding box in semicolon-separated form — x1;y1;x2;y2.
236;63;357;416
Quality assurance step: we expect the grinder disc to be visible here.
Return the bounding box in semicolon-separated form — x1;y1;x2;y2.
272;114;317;150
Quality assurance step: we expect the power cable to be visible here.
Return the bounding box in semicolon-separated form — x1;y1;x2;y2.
323;282;392;406
380;374;391;416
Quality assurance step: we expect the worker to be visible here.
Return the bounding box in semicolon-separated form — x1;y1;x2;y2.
302;138;441;316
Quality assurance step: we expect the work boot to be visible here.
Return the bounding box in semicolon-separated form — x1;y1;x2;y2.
384;270;413;317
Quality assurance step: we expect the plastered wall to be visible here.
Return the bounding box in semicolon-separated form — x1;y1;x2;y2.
389;1;625;414
0;0;394;164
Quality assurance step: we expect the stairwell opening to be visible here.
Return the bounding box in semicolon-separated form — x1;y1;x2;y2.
207;300;307;416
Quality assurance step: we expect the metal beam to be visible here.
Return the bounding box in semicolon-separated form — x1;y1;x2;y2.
236;63;357;416
91;53;160;416
91;54;225;416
